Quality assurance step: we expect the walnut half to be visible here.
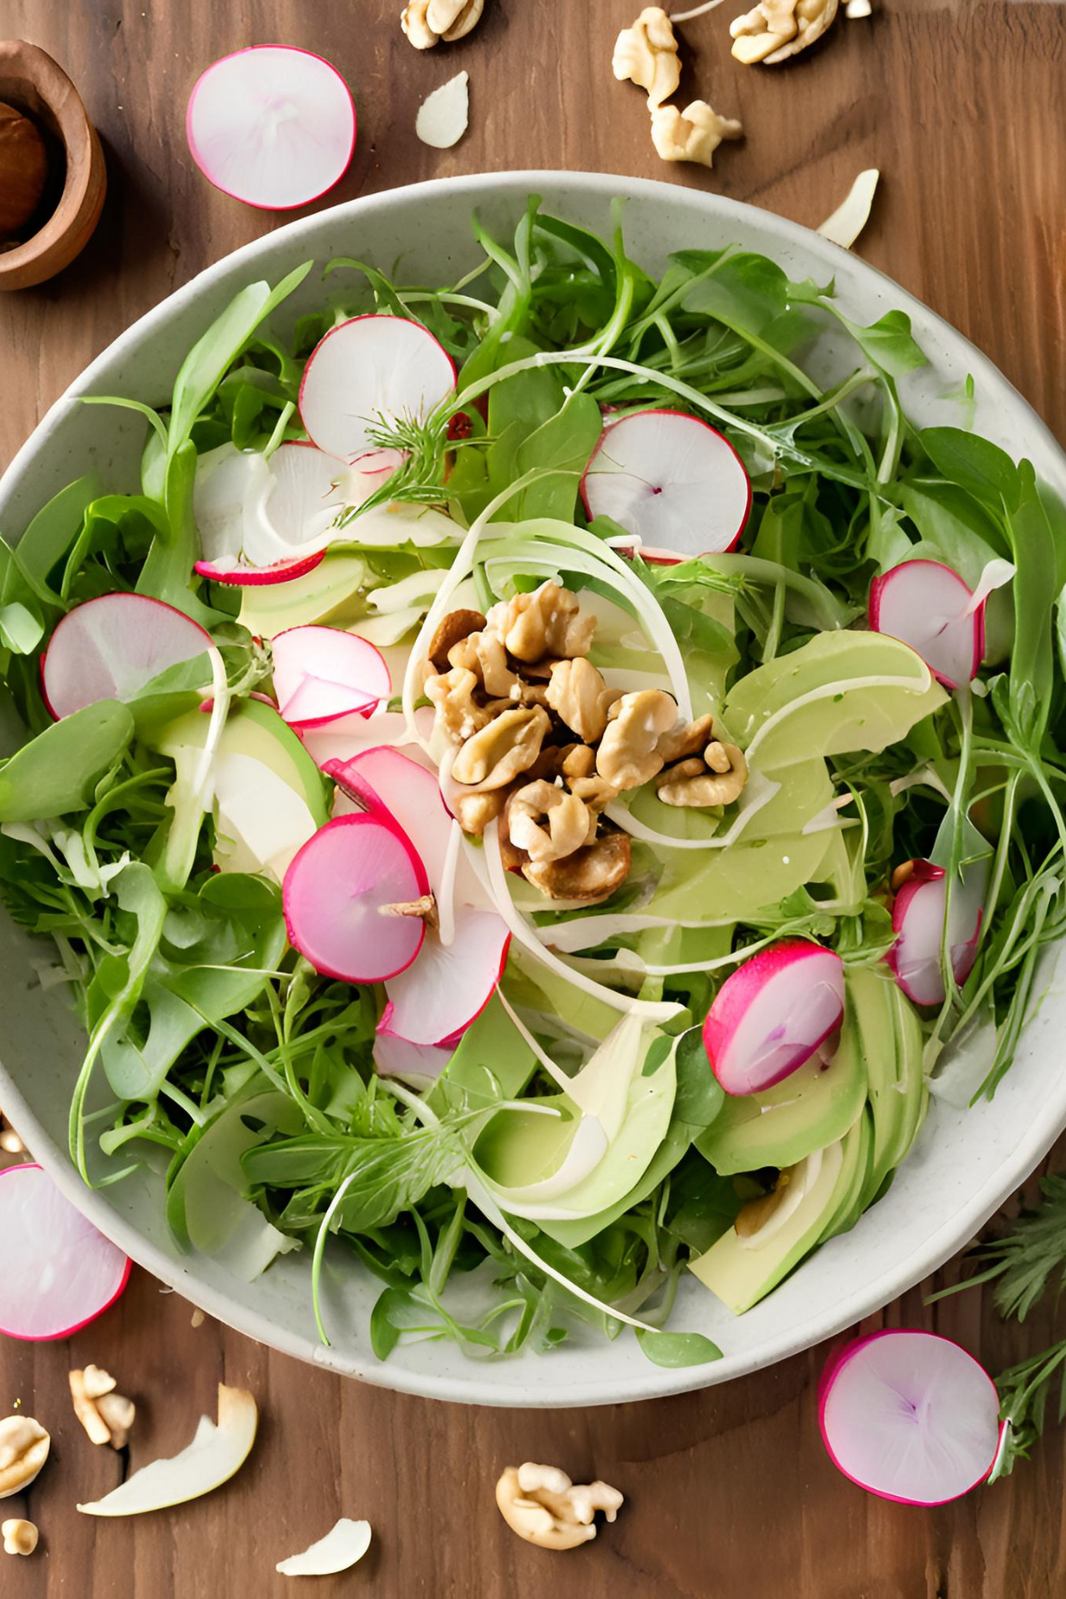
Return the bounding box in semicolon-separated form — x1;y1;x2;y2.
451;705;551;788
522;831;632;903
650;101;743;168
611;6;681;109
596;690;679;791
655;741;749;807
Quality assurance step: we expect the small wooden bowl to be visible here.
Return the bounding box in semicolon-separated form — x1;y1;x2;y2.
0;40;106;291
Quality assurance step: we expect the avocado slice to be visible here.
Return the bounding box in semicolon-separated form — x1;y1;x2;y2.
691;1113;870;1315
689;1136;847;1315
856;966;927;1197
154;697;330;824
695;979;868;1174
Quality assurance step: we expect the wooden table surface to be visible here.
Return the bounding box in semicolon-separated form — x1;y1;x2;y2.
2;1;1066;1594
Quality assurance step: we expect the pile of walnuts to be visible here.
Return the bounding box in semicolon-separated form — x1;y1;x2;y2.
424;581;748;903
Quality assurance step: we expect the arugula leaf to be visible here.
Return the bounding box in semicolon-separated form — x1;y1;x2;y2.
636;1328;723;1368
0;701;134;822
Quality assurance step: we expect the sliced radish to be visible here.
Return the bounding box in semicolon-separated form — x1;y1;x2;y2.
277;1519;372;1577
41;594;212;720
326;747;452;892
194;442;344;587
78;1384;257;1516
581;410;751;562
271;626;391;729
299;315;457;463
283;812;429;983
0;1163;130;1340
869;560;982;689
379;906;510;1046
186;47;356;211
818;1331;1003;1505
374;1029;455;1083
887;859;984;1006
703;941;845;1097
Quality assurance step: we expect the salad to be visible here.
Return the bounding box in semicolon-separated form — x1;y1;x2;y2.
1;195;1064;1370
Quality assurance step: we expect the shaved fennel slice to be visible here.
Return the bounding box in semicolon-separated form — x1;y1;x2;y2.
817;170;880;250
605;770;780;850
460;1170;658;1333
485;522;694;719
480;823;683;1025
536;911;726;954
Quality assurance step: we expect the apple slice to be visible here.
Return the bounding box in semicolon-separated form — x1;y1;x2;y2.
271;626;391;729
78;1385;257;1516
703;941;845;1096
41;594;212;720
0;1163;130;1341
298;315;457;463
819;1331;1004;1504
283;812;430;982
186;47;356;210
581;409;751;562
277;1518;372;1577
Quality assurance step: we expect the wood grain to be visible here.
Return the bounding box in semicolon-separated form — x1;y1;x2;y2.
2;1;1066;1595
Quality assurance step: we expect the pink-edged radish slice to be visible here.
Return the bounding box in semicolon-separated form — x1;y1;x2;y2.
298;315;457;463
326;747;452;893
887;859;984;1007
581;410;752;562
703;941;845;1097
186;47;356;211
818;1330;1004;1505
41;594;212;720
869;559;982;690
194;442;347;588
374;1029;455;1083
379;906;511;1046
283;812;429;983
271;626;391;730
0;1163;130;1340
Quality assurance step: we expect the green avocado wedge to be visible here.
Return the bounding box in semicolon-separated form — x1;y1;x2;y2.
690;1113;869;1315
538;1027;725;1249
689;1136;846;1315
154;695;330;824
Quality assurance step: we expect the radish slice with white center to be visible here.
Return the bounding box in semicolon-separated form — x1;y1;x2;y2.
581;410;751;562
887;858;985;1007
277;1518;372;1577
298;315;457;463
186;47;356;211
374;1029;455;1083
0;1163;130;1340
379;906;511;1045
869;559;983;689
819;1331;1004;1504
41;593;212;720
194;442;348;587
703;941;845;1097
283;813;429;982
271;626;391;729
326;747;452;894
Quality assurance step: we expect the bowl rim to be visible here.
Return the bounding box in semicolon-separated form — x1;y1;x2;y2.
2;168;1066;1407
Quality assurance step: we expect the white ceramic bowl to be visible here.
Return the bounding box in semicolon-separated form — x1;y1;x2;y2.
2;172;1065;1408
